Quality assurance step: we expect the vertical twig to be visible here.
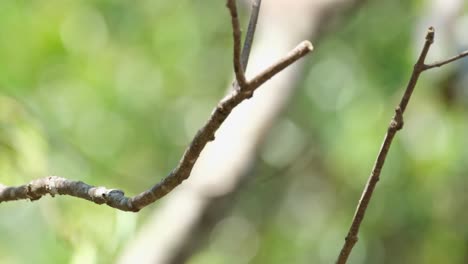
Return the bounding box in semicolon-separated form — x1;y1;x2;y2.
226;0;248;88
241;0;262;71
229;0;262;94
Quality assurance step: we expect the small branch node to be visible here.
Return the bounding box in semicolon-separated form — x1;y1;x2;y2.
243;90;254;99
216;104;229;117
47;178;58;197
391;106;404;131
209;134;216;141
345;235;358;243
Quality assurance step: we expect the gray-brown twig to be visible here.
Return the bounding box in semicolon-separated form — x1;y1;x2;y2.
424;49;468;70
227;0;248;88
336;27;468;264
230;0;261;93
0;0;313;212
241;0;261;70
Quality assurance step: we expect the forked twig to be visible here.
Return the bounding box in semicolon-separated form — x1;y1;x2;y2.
0;0;313;212
336;27;468;264
229;0;261;93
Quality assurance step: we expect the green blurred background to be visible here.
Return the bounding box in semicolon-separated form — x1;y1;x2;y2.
1;0;467;263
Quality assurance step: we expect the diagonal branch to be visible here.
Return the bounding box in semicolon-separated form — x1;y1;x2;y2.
248;41;313;90
423;49;468;70
336;27;468;264
0;0;313;212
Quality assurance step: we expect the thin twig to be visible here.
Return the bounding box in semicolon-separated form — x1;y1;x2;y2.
230;0;261;93
336;26;468;264
227;0;248;88
424;49;468;70
241;0;262;71
0;0;313;212
248;41;313;90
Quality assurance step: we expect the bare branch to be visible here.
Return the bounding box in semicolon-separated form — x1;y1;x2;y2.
397;26;434;113
230;0;261;93
227;0;248;88
248;41;313;90
0;176;133;211
424;49;468;70
0;0;313;211
241;0;262;71
336;26;468;264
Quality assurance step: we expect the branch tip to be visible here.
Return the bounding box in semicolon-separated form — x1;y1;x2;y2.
248;40;314;90
426;26;435;43
302;40;314;52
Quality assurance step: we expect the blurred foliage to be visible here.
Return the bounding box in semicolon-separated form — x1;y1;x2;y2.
1;0;468;264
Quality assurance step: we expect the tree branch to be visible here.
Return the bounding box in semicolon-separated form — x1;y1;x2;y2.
0;0;313;212
0;176;132;210
336;27;468;264
226;0;248;89
248;41;313;90
424;49;468;70
241;0;262;71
